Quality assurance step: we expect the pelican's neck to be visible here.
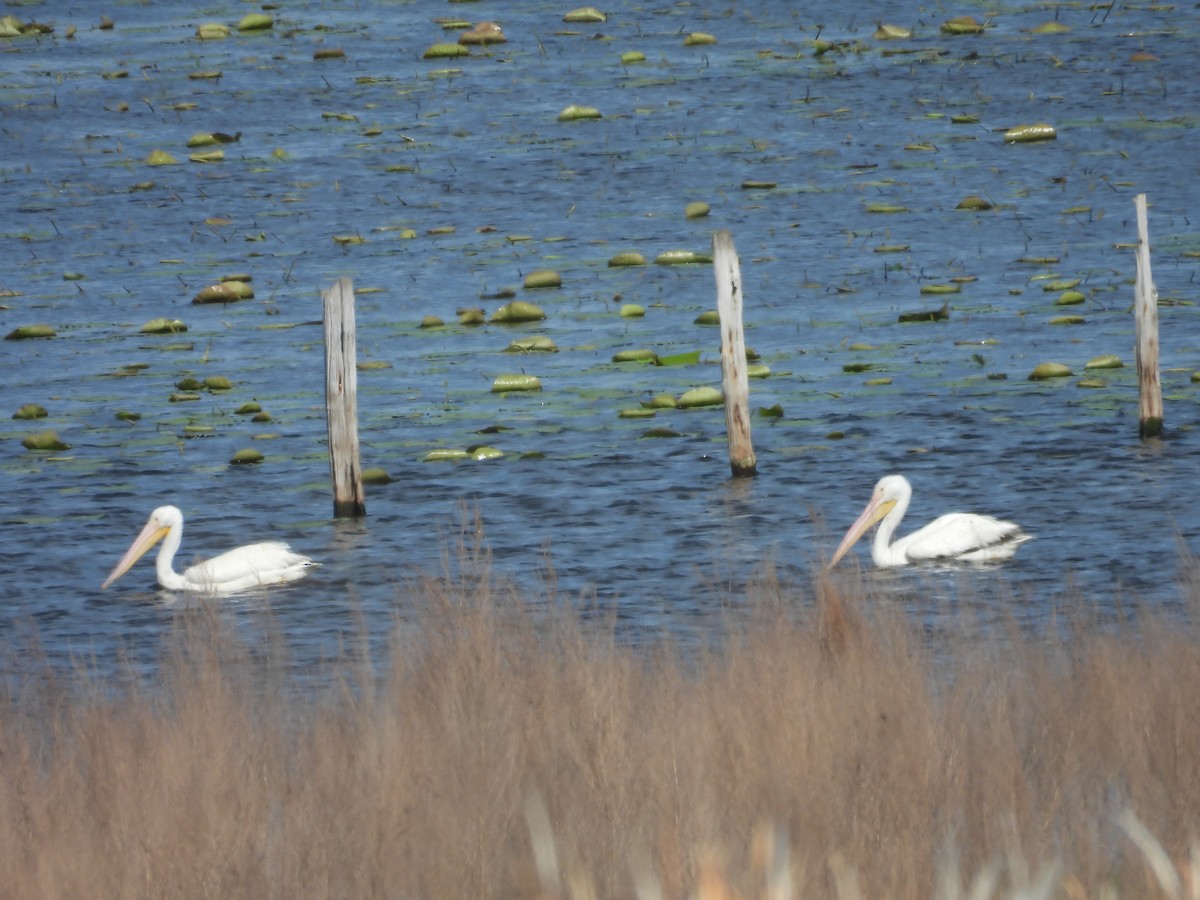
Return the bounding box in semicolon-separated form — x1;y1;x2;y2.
155;520;190;591
871;485;911;567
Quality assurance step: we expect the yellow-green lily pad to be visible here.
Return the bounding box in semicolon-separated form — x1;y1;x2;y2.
491;374;542;393
21;431;69;451
139;318;187;334
12;403;47;420
491;300;546;322
684;201;711;219
564;7;607;23
619;304;645;317
423;43;470;59
1005;123;1057;143
522;270;562;290
1085;354;1123;369
608;252;646;267
236;13;273;31
558;104;602;121
423;448;471;462
613;348;658;363
5;324;55;340
230;448;264;464
694;310;720;326
677;387;723;409
362;467;392;484
1029;362;1073;380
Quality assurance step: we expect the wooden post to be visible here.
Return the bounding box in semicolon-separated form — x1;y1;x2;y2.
712;230;757;477
323;277;366;517
1133;194;1163;438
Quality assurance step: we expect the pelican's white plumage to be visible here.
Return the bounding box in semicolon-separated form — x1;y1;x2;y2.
828;474;1032;568
101;505;316;594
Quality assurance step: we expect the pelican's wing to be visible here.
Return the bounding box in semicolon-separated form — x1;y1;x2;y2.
183;541;316;593
894;513;1029;563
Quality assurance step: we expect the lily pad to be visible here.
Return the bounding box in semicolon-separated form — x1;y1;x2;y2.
683;32;717;46
619;304;645;317
563;7;607;23
1005;123;1057;143
12;403;47;420
1056;291;1086;305
491;300;546;322
956;195;993;211
613;349;658;363
193;281;253;304
655;350;701;367
491;374;542;393
235;402;262;414
139;318;187;334
620;51;646;64
522;270;562;290
196;22;230;40
558;105;602;122
1085;354;1124;369
506;336;557;352
21;431;69;451
608;252;646;267
423;43;470;59
1029;362;1073;380
941;16;986;35
470;446;504;461
677;386;723;409
5;324;55;340
685;201;711;219
641;394;677;409
236;14;272;31
362;468;392;484
424;448;471;462
204;376;233;390
655;249;708;265
874;24;911;40
230;448;264;465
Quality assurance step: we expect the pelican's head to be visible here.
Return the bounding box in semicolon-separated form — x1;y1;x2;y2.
826;476;906;568
101;505;182;589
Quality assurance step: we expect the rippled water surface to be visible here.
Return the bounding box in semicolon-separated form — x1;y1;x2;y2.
3;0;1200;675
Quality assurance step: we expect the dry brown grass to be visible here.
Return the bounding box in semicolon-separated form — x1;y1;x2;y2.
2;548;1200;899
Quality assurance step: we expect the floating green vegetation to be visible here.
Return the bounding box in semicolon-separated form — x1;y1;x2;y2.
522;270;562;290
613;349;657;363
641;427;682;439
747;365;771;378
204;376;233;391
683;32;717;46
1085;354;1124;369
332;234;366;245
563;7;607;23
193;281;252;303
843;362;872;373
170;392;202;403
491;374;542;393
920;284;960;295
1005;123;1057;143
5;324;55;340
189;149;224;164
899;301;950;323
642;394;677;410
758;403;784;417
314;48;345;60
21;431;68;451
677;387;722;408
619;408;656;419
620;51;646;64
196;22;230;40
1030;21;1070;34
693;311;720;326
423;448;471;462
12;403;47;420
1029;362;1073;380
741;180;777;190
187;132;240;148
236;13;273;31
420;315;445;328
873;24;911;40
230;448;264;464
362;468;392;484
655;250;710;265
951;114;980;124
235;402;262;414
1056;291;1086;305
941;16;986;35
507;336;557;353
619;304;645;318
424;43;469;59
140;318;187;334
471;446;504;461
558;105;602;121
685;201;711;219
866;202;909;214
115;411;140;422
458;308;486;325
608;252;646;267
492;301;546;323
1049;315;1085;325
956;195;993;211
656;350;701;367
875;244;910;253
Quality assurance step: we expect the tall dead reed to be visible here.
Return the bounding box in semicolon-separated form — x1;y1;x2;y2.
1;546;1199;899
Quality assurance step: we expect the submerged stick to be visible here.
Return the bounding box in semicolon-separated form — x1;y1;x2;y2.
1133;194;1163;438
323;277;366;517
712;230;757;477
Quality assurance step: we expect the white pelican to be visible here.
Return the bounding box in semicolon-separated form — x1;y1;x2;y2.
828;474;1032;568
101;505;317;594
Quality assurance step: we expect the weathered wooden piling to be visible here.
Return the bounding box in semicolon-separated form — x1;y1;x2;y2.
712;230;757;477
323;277;366;517
1133;193;1163;438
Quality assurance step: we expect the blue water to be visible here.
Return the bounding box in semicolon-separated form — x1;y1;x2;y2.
2;0;1200;676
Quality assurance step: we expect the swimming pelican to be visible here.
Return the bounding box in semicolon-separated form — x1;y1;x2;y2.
101;505;317;594
828;474;1032;568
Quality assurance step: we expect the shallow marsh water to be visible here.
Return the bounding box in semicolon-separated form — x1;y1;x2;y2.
2;0;1200;676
